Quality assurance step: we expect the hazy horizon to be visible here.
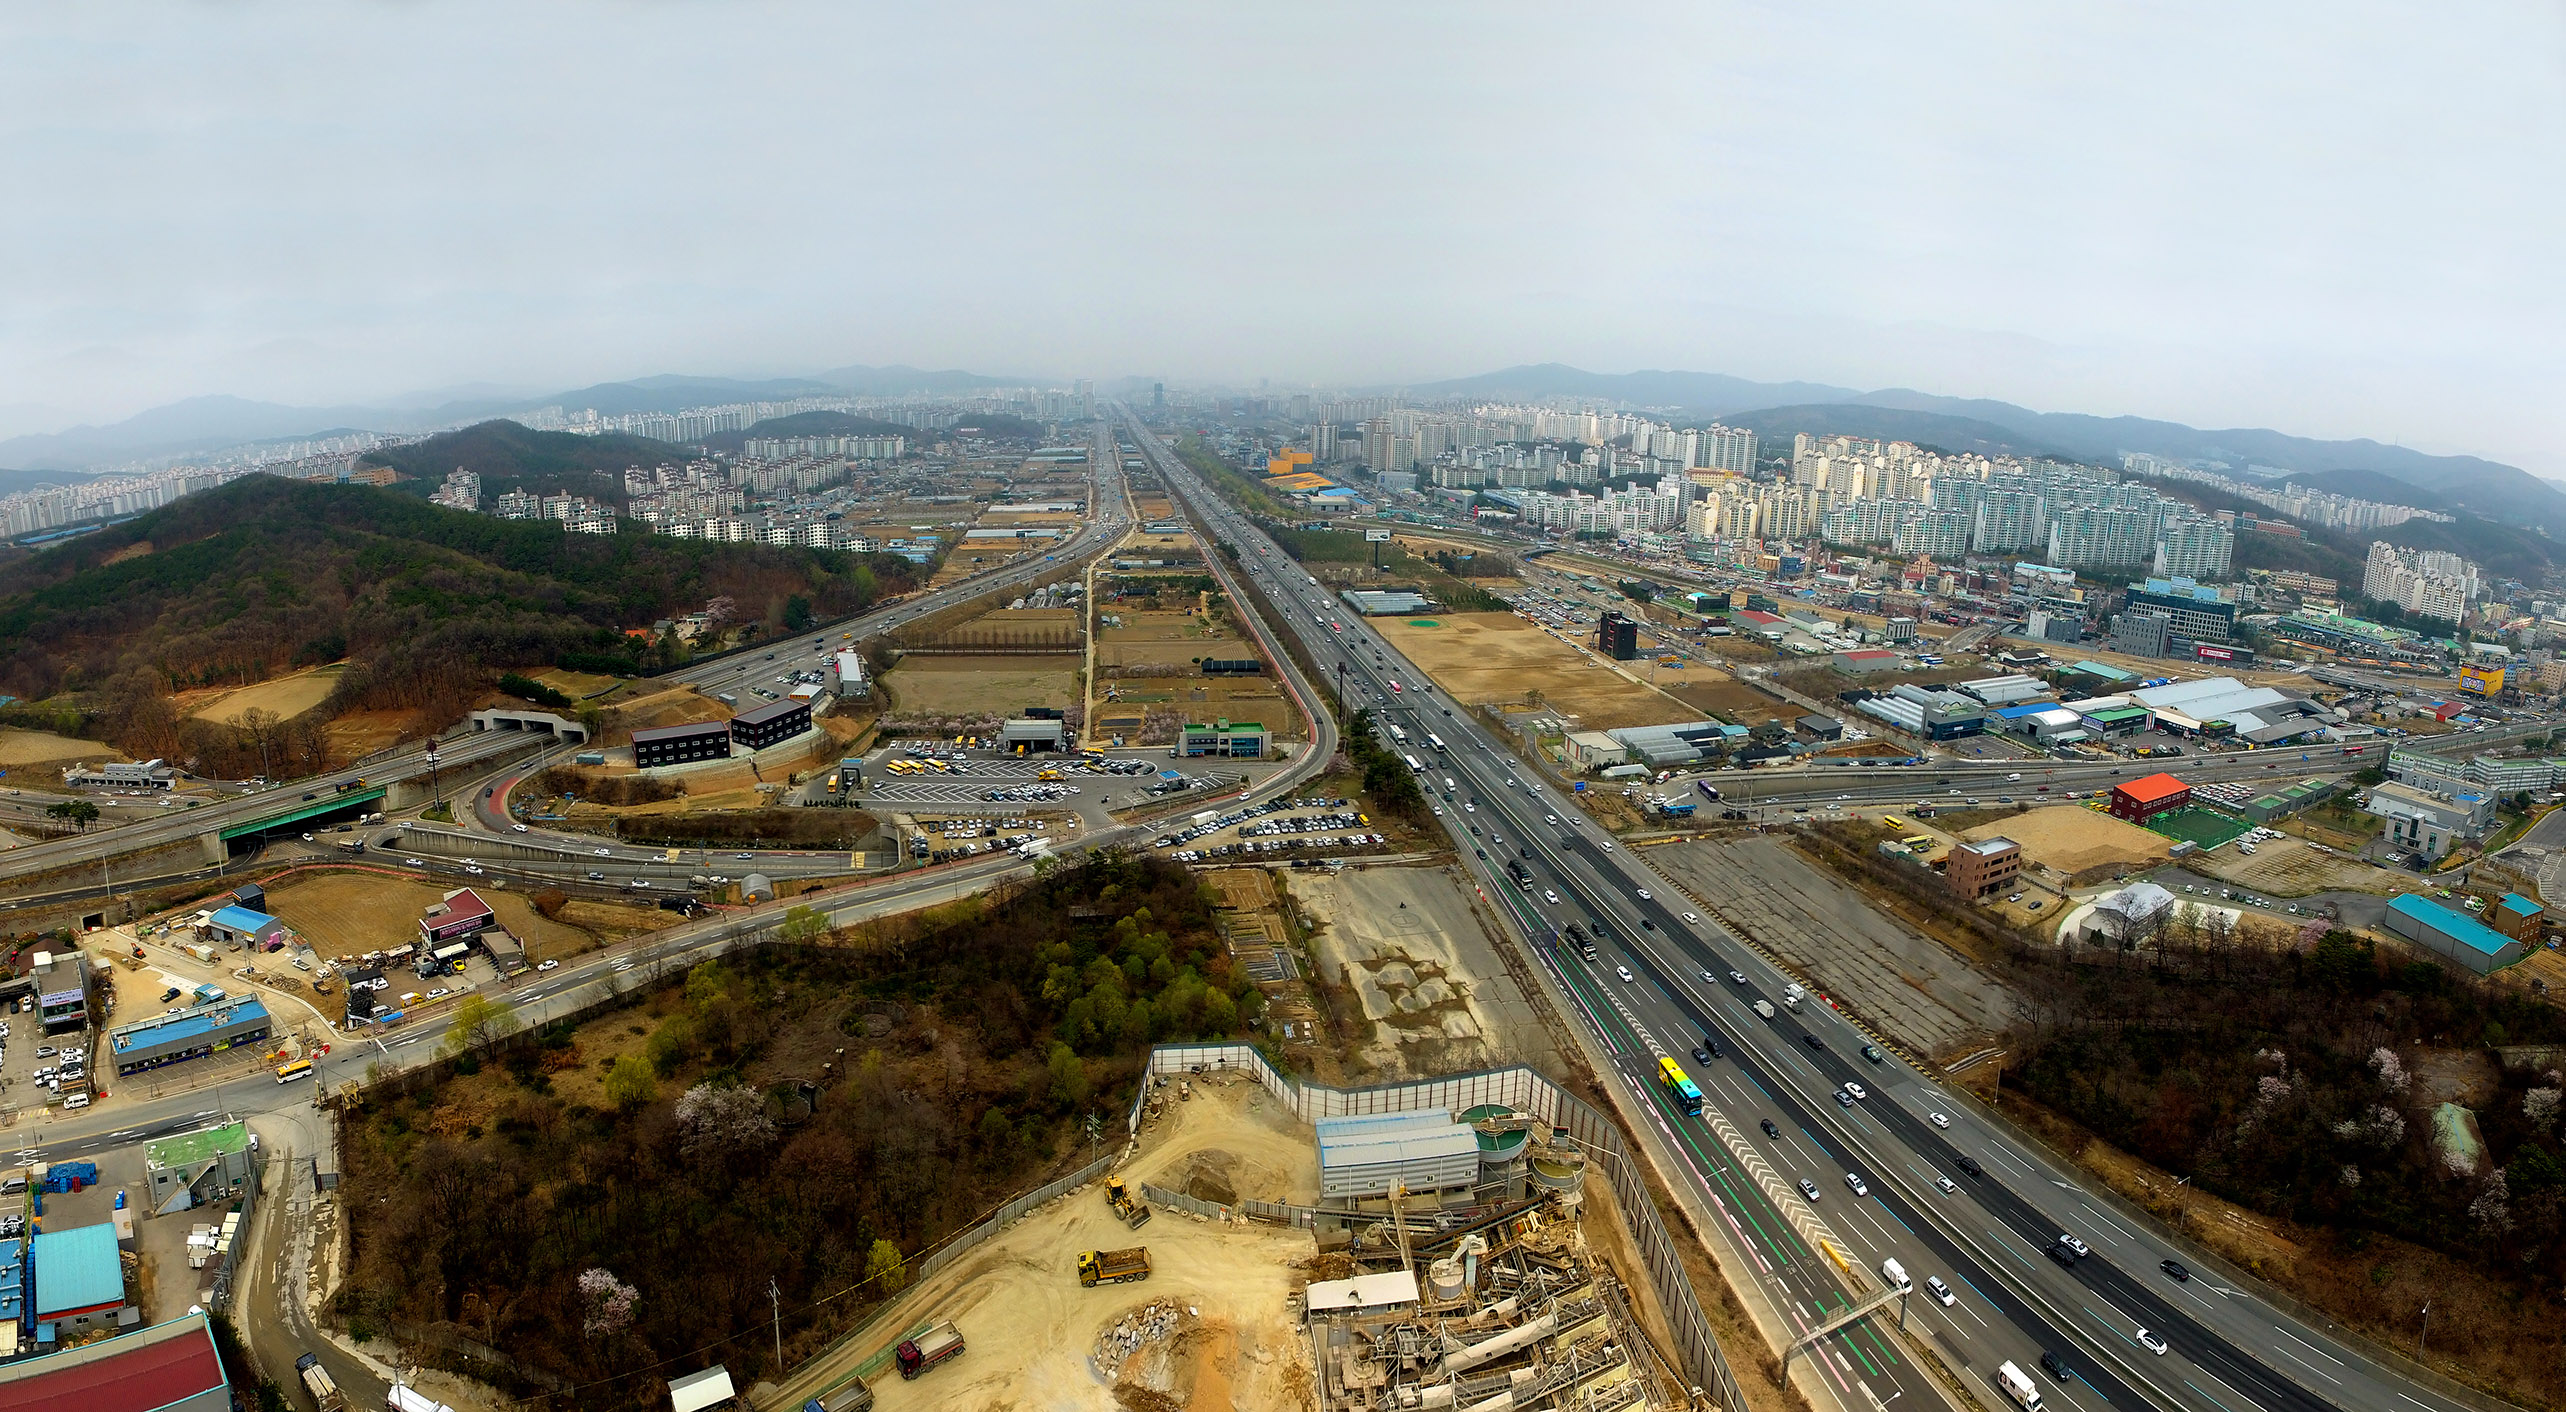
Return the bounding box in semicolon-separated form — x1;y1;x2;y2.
4;3;2559;472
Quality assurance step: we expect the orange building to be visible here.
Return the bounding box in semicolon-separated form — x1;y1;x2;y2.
2108;772;2191;823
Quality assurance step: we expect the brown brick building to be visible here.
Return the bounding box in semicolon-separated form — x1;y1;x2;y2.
1946;837;2023;900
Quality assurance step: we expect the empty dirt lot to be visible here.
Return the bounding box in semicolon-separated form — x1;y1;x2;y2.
880;655;1084;716
774;1072;1320;1412
1374;613;1703;732
1962;805;2173;876
0;727;126;768
1650;836;2016;1061
2192;835;2408;897
1288;863;1569;1081
261;868;672;961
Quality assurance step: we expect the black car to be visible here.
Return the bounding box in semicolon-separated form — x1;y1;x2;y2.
2160;1259;2191;1282
2045;1243;2079;1269
1803;1034;1825;1051
1954;1154;1983;1177
1691;1045;1711;1064
1703;1033;1723;1058
2039;1351;2068;1381
1760;1118;1779;1138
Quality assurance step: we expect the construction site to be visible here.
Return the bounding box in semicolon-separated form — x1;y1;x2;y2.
798;1066;1689;1412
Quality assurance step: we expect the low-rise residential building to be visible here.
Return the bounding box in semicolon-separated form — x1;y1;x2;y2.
2491;893;2546;943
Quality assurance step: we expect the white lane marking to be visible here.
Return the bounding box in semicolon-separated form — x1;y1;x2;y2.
2272;1325;2343;1366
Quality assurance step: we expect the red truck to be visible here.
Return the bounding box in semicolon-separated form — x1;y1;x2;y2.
896;1322;964;1380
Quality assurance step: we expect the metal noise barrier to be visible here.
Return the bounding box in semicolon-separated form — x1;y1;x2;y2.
1136;1043;1749;1412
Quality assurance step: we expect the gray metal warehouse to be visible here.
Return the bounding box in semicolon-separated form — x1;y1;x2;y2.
1315;1110;1482;1207
106;997;274;1076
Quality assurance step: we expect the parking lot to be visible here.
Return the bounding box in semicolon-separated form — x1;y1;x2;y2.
853;741;1264;818
1150;795;1390;863
0;988;92;1115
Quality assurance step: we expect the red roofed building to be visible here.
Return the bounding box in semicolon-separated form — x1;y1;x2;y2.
0;1311;230;1412
2108;772;2192;823
420;887;496;944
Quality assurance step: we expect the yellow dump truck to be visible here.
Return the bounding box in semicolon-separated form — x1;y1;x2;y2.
1077;1247;1152;1287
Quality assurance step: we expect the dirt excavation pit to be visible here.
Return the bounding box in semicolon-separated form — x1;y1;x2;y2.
1122;1070;1321;1207
1290;864;1563;1079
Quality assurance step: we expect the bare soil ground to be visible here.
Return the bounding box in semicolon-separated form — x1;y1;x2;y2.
1287;864;1568;1082
603;685;731;736
1962;805;2172;875
262;868;671;960
880;655;1083;716
0;727;126;767
525;667;621;698
2194;836;2410;897
182;664;346;723
1374;613;1701;732
321;707;429;761
1658;677;1788;727
792;1071;1321;1412
1097;609;1236;670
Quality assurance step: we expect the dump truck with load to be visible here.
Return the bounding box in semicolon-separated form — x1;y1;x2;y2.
895;1322;965;1380
1077;1247;1153;1287
1105;1177;1152;1229
800;1374;875;1412
295;1352;346;1411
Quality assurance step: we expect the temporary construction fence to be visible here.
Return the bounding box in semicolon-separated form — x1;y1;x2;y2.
792;1148;1116;1389
1134;1042;1747;1412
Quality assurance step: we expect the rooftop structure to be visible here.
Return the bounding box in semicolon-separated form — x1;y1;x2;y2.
0;1312;228;1412
33;1222;124;1323
1315;1111;1482;1203
2384;894;2525;975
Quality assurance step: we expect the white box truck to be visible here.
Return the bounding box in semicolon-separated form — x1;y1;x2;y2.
1997;1361;2043;1412
1879;1257;1910;1292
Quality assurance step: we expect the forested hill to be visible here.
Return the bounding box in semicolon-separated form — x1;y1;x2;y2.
361;420;683;507
0;474;918;719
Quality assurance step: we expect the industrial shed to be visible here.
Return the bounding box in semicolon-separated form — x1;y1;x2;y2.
1315;1111;1481;1205
2384;895;2525;975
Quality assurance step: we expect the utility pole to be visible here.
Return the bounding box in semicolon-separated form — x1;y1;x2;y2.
2417;1300;2429;1359
770;1278;783;1370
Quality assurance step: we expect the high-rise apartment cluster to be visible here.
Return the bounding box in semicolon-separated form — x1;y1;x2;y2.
2362;542;2479;623
1323;404;1755;483
428;468;481;512
492;489;616;534
2122;453;2447;531
1745;435;2232;577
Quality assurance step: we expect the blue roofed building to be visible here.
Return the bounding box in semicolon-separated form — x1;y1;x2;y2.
1315;1111;1481;1207
2383;895;2527;975
105;997;272;1076
32;1223;129;1336
202;906;288;950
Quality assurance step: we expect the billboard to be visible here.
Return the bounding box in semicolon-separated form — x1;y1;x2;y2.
2195;645;2234;661
1365;529;1394;542
2458;664;2505;696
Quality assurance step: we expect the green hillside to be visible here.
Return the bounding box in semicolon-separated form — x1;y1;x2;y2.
0;475;920;750
361;419;684;507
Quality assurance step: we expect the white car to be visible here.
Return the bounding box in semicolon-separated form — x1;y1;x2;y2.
1683;911;1700;924
2136;1328;2168;1356
1635;888;1651;900
1926;1275;1956;1306
512;823;529;833
1615;966;1634;982
1542;889;1559;905
1929;1111;1951;1129
1844;1172;1869;1196
537;959;560;972
594;846;612;856
1843;1081;1868;1101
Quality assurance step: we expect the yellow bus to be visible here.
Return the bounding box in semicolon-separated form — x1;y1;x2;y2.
1884;816;1908;832
275;1058;314;1084
1902;835;1936;851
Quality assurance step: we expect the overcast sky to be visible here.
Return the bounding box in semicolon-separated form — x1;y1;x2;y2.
3;3;2560;471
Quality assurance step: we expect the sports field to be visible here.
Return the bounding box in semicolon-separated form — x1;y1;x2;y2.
2143;805;2255;851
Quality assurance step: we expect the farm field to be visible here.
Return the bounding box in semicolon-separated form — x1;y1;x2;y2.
1962;805;2174;875
182;664;345;724
880;655;1083;717
0;727;127;768
1372;612;1702;732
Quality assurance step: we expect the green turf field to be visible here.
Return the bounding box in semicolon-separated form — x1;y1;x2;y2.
2142;804;2253;851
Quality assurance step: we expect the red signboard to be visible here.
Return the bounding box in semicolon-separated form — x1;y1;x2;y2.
2195;645;2234;661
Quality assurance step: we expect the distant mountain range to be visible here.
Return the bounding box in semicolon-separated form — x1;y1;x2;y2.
0;364;1017;473
1414;364;2566;537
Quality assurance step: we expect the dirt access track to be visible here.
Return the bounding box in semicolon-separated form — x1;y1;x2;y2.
793;1071;1319;1412
1372;612;1703;732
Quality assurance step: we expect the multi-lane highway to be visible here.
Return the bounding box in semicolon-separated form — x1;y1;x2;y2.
1127;410;2467;1412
